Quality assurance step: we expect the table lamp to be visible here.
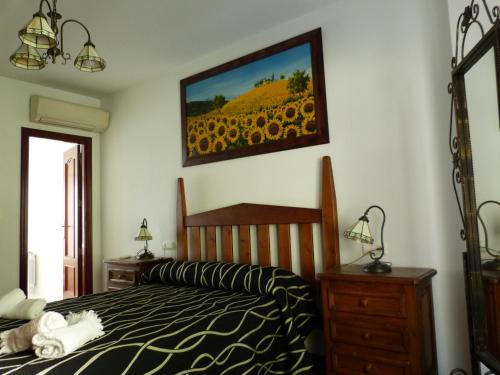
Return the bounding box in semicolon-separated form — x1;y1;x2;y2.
135;218;154;259
344;205;391;273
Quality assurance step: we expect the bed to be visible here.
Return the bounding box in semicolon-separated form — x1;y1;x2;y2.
0;156;340;374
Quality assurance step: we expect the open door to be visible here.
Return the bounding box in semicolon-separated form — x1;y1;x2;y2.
63;145;82;299
20;128;93;298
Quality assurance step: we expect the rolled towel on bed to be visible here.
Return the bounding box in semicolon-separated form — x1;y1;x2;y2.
0;289;26;317
0;312;67;354
3;299;47;320
32;310;104;359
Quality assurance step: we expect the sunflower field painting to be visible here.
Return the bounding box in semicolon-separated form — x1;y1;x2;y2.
180;28;329;166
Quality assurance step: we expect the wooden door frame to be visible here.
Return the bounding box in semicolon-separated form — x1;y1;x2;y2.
20;127;93;295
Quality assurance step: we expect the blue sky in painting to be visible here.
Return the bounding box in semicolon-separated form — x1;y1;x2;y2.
186;43;312;102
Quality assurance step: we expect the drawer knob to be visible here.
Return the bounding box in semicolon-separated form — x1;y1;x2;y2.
362;331;371;341
359;298;368;308
364;363;373;373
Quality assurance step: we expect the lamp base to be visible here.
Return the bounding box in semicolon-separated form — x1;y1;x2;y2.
136;248;154;260
363;260;392;273
482;259;500;271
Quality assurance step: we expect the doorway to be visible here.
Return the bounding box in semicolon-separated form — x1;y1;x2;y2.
20;128;93;301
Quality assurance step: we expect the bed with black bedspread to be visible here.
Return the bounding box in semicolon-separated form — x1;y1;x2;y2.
0;260;318;374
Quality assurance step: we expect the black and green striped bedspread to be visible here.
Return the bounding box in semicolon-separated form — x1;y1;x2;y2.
0;261;318;374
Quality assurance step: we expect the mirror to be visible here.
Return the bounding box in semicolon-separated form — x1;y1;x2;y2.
452;18;500;374
466;45;500;361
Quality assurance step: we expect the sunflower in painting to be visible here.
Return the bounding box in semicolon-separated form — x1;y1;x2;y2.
283;103;299;122
300;99;315;118
212;137;228;153
196;134;212;155
284;125;301;139
254;112;267;128
247;127;265;145
227;126;240;143
187;131;198;150
265;120;283;140
302;118;317;135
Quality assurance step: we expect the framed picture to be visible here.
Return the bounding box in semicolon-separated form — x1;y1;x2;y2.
180;28;329;167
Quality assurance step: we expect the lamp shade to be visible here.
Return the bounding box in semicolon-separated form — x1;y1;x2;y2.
344;215;374;245
18;12;57;49
74;42;106;72
10;44;46;70
135;219;152;241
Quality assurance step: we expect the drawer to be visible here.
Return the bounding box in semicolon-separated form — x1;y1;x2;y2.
327;282;406;318
329;314;409;353
332;344;410;375
108;268;136;284
332;280;404;295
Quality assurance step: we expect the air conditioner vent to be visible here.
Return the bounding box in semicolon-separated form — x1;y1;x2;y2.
30;95;110;133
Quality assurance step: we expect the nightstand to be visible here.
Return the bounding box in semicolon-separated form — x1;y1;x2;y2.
318;265;437;375
103;257;171;291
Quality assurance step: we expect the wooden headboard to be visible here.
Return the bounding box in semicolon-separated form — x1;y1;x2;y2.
176;156;340;285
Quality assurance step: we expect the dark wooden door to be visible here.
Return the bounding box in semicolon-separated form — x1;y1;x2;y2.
63;145;82;299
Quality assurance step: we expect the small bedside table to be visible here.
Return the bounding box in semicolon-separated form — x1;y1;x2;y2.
318;265;437;375
103;257;171;291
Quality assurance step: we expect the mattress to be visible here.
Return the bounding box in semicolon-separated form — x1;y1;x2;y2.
0;261;317;374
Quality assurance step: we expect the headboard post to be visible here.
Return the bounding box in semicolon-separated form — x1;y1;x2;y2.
177;178;188;260
321;156;340;270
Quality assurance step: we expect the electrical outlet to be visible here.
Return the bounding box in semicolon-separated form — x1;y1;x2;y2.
162;241;176;250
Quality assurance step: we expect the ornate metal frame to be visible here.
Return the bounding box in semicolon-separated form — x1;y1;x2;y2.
449;1;500;373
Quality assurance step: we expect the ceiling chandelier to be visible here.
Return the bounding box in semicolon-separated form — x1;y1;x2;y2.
9;0;106;72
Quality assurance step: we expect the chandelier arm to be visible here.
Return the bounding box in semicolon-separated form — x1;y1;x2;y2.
60;19;93;57
477;200;500;258
364;205;386;253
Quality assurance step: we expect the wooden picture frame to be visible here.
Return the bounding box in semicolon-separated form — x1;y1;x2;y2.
180;28;329;167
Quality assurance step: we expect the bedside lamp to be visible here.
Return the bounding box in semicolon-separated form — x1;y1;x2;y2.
344;205;391;273
135;218;154;260
477;200;500;271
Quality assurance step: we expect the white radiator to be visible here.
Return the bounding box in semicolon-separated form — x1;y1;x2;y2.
28;252;36;293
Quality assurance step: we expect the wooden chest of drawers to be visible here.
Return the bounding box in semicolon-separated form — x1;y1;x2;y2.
103;257;171;291
319;265;437;374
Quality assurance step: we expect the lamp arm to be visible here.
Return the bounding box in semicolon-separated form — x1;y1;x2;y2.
477;200;500;258
38;0;53;15
365;205;386;257
60;19;93;60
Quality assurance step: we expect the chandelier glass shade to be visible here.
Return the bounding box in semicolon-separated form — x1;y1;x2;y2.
19;12;57;49
74;42;106;72
10;0;105;73
10;44;46;70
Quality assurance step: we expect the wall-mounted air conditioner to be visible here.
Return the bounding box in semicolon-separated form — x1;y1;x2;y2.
30;95;110;133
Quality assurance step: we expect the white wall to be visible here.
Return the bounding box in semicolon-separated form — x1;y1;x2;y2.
28;138;76;302
102;0;468;372
0;75;103;295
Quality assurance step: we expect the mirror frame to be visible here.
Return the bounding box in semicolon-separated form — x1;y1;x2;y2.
452;20;500;373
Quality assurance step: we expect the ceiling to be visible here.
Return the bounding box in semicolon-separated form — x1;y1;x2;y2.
1;0;337;96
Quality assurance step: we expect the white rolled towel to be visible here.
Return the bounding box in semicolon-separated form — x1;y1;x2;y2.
0;289;26;317
3;299;47;320
0;312;67;354
32;310;104;359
